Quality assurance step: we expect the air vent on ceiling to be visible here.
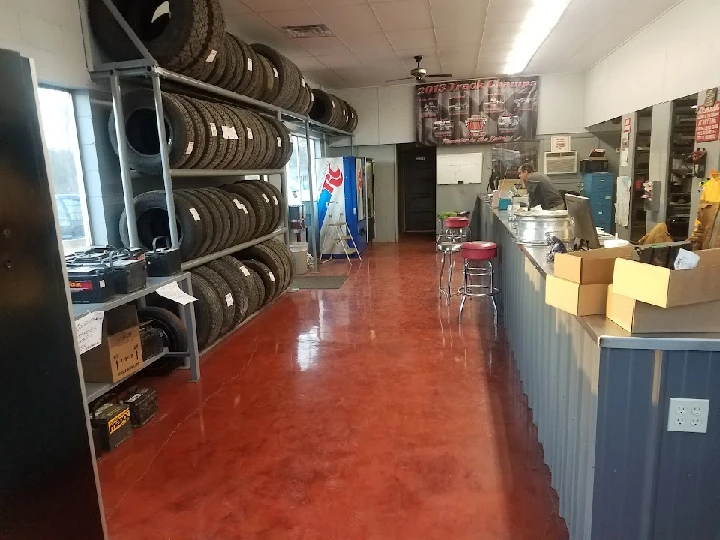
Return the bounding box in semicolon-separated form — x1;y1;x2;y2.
544;151;578;175
282;24;334;39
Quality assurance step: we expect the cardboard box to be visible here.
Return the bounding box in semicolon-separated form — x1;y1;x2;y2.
553;246;633;284
612;248;720;308
81;305;142;383
545;275;608;316
607;285;720;334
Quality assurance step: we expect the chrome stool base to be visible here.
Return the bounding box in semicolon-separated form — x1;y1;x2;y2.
458;259;498;321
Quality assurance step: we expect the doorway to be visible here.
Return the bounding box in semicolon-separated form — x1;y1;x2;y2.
398;143;437;233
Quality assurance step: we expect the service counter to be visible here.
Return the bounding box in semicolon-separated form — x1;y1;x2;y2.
480;200;720;540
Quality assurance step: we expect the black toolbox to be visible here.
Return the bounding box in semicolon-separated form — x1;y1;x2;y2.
67;266;116;304
121;387;158;428
91;403;132;451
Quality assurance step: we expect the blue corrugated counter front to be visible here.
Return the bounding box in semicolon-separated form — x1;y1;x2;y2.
480;200;720;540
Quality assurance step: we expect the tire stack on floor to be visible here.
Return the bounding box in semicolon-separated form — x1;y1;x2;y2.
309;89;359;133
120;180;286;263
88;0;326;117
108;90;293;174
190;239;295;349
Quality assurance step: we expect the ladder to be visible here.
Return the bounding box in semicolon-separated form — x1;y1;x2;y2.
322;203;361;263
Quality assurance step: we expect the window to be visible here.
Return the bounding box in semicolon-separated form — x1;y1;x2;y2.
37;87;92;253
285;134;321;205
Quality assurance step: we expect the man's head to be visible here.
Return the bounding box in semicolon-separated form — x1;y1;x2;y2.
518;163;534;184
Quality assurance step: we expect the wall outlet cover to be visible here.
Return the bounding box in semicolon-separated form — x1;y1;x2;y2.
668;398;709;433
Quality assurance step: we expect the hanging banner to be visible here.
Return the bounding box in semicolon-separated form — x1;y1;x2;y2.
696;101;720;143
416;76;539;145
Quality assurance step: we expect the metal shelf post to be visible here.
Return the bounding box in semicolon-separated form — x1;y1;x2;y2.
110;73;140;249
150;72;180;248
305;120;319;273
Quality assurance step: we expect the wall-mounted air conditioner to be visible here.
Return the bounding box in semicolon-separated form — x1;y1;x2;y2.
544;151;578;175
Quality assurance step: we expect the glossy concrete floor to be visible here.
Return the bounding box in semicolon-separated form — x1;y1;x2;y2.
98;238;569;540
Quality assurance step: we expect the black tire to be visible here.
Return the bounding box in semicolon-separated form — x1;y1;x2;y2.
227;33;251;95
263;239;294;290
309;89;336;125
265;116;292;168
235;194;256;243
248;180;279;234
234;109;257;169
240;47;262;99
246;50;267;101
253;115;275;170
178;0;225;81
246;112;268;169
242;260;276;306
206;187;240;250
215;34;238;90
206;35;228;86
196;188;232;252
190;272;223;349
173;94;206;169
220;257;261;316
202;102;229;169
348;104;359;132
253;180;285;231
251;44;300;109
255;54;276;103
119;190;200;261
223;106;248;170
87;0;137;61
214;190;250;245
221;183;267;239
177;190;214;258
188;98;220;169
259;54;281;104
108;90;194;174
194;266;235;337
206;259;249;326
214;104;239;170
137;306;188;375
244;266;266;314
240;244;286;298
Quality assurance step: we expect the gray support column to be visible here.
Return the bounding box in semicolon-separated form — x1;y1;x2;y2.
305;121;319;273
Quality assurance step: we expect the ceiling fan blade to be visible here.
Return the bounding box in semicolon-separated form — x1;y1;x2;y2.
427;73;453;78
385;76;415;82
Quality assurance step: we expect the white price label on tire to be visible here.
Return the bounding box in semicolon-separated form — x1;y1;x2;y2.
272;67;278;78
241;266;250;277
331;100;336;108
225;293;234;307
190;208;201;221
239;204;248;214
268;271;275;282
185;141;194;155
261;193;269;203
247;58;253;71
272;196;278;205
233;199;242;210
221;125;232;139
301;78;306;87
247;127;253;140
277;136;282;147
210;123;217;137
205;49;217;63
229;127;238;140
311;93;314;103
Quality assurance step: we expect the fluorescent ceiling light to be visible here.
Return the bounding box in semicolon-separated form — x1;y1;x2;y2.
503;0;573;75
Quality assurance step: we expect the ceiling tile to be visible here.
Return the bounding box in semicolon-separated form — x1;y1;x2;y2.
386;28;436;50
309;0;366;5
304;68;346;88
318;55;363;69
430;0;488;28
316;4;383;37
260;8;322;27
434;25;483;48
219;0;254;15
485;0;531;23
296;36;351;55
291;56;326;69
226;12;293;43
371;0;433;31
355;53;404;69
341;32;395;54
242;0;309;12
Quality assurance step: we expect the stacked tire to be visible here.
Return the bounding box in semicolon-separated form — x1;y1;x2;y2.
108;89;293;174
119;181;286;262
189;239;295;349
309;89;358;133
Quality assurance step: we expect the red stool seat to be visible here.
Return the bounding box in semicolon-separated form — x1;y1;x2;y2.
461;241;497;260
444;216;469;229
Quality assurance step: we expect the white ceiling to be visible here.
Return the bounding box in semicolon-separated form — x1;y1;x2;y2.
218;0;682;89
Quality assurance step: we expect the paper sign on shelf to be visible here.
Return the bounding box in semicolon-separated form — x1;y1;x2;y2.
75;311;105;355
156;282;197;305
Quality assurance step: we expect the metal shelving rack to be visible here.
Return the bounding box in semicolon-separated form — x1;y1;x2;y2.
80;0;355;273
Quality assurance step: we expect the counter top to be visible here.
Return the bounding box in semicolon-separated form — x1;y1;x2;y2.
485;201;720;351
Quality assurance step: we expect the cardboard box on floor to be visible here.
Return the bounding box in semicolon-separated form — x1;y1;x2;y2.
606;285;720;334
612;248;720;308
81;305;142;383
545;275;608;316
553;246;633;284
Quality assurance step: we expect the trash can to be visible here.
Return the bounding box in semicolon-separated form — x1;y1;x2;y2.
289;242;308;275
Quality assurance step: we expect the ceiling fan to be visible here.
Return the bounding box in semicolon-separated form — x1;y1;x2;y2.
386;55;452;83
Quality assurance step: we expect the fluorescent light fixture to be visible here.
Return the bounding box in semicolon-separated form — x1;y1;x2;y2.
503;0;573;75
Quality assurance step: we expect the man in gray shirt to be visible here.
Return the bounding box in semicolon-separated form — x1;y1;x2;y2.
518;163;565;210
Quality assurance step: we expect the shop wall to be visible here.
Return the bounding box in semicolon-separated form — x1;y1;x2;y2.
585;0;720;126
0;0;90;87
436;146;492;215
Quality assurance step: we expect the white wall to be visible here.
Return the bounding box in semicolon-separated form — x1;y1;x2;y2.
333;73;587;147
585;0;720;126
0;0;90;87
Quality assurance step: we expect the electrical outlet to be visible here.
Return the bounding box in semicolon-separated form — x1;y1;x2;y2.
668;398;709;433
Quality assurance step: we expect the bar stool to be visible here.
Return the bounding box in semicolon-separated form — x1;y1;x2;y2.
458;241;498;320
438;217;469;304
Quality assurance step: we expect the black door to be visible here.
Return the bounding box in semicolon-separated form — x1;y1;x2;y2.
400;145;436;232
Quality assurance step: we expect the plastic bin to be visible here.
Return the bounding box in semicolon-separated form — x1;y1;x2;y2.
289;242;308;275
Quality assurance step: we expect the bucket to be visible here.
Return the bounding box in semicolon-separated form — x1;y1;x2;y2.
289;242;309;275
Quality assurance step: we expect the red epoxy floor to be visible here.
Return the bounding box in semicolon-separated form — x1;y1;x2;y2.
98;238;569;540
